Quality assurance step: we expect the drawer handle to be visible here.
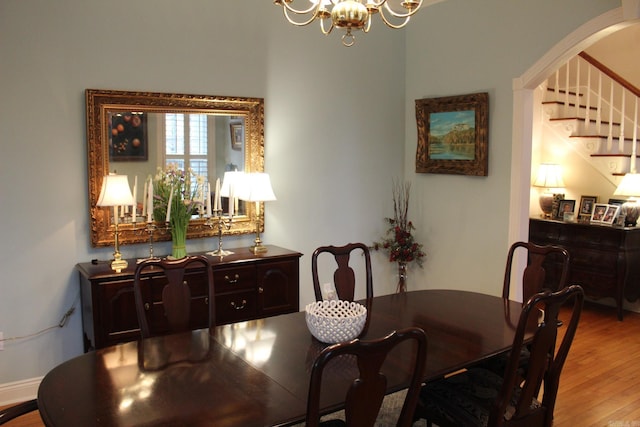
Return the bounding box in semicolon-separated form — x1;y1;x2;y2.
230;299;247;310
258;287;264;294
225;274;240;284
144;302;150;311
204;297;209;305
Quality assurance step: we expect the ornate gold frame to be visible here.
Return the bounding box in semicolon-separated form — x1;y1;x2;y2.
86;89;265;247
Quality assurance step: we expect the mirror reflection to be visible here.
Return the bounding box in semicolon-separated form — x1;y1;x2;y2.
87;89;265;247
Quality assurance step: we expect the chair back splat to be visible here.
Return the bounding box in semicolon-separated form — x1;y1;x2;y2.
306;327;427;427
503;241;570;302
312;243;373;302
133;255;215;338
417;285;584;427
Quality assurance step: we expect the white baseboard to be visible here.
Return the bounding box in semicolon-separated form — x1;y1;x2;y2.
0;377;42;406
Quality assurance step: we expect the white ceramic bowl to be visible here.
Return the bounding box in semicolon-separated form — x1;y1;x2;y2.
305;300;367;344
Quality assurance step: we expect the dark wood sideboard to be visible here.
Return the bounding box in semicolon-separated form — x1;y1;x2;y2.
77;245;302;351
529;218;640;320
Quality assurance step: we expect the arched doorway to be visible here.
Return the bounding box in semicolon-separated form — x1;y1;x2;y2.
504;5;639;302
508;5;640;248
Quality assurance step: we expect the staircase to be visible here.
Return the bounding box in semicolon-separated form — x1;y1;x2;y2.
541;52;640;186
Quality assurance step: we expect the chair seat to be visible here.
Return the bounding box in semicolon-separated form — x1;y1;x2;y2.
418;368;540;427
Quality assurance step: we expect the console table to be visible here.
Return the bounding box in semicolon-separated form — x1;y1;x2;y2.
529;218;640;320
77;245;302;351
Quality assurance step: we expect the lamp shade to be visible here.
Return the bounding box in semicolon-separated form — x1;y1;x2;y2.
97;174;134;207
220;171;246;198
533;163;565;189
239;173;276;202
614;173;640;197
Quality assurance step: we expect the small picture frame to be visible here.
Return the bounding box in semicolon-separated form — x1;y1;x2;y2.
578;196;597;218
590;203;608;223
558;199;576;221
602;204;620;225
230;123;243;151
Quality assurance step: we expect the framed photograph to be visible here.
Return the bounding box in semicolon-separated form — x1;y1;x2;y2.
230;123;243;151
108;111;148;161
558;199;576;216
602;204;620;225
415;92;489;176
590;203;608;223
578;196;597;218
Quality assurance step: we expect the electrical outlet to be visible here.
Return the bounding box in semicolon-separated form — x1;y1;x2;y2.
0;332;3;350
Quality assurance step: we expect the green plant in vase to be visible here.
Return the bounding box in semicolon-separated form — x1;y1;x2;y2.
372;180;426;292
153;163;205;259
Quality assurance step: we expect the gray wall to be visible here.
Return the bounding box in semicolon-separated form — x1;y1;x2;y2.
0;0;621;388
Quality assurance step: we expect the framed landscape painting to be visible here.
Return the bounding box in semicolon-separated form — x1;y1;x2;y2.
415;92;489;176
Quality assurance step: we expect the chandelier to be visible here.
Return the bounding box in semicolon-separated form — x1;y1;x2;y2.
273;0;423;47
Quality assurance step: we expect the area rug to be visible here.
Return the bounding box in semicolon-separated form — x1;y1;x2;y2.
291;389;428;426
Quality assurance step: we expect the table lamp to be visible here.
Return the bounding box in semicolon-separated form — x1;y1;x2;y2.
533;163;565;218
239;173;276;254
97;174;135;272
614;173;640;226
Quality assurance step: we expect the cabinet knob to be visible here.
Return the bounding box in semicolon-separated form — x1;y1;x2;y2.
230;299;247;310
224;274;240;284
144;302;150;311
204;297;209;305
258;287;264;293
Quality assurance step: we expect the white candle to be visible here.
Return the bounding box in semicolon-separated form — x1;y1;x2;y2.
131;176;138;223
214;178;220;212
229;184;234;217
206;182;212;217
147;179;154;223
141;177;148;218
166;184;173;223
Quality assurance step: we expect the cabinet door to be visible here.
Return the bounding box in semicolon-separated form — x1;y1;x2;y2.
99;279;140;347
257;260;299;317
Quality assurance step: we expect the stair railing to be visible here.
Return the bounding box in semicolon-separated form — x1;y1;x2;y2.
550;52;640;162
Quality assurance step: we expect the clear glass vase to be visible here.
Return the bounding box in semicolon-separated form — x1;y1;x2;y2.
397;261;407;293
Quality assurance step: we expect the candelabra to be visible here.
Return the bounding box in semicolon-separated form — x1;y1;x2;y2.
206;211;234;256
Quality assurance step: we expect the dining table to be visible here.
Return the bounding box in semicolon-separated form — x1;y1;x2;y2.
37;289;529;426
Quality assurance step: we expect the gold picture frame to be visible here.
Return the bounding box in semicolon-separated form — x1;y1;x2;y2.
415;92;489;176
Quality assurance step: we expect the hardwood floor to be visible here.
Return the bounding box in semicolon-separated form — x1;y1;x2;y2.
2;300;638;426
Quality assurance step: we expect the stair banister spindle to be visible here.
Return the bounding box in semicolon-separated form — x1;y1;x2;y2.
575;59;581;118
619;90;626;155
565;61;570;117
597;72;603;137
555;70;560;99
633;97;638;173
585;63;592;134
608;80;614;153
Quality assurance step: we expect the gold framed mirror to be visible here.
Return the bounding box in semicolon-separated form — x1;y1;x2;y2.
87;89;265;247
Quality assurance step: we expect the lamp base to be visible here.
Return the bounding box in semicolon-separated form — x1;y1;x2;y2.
539;193;553;218
622;201;640;227
111;256;128;273
250;243;268;254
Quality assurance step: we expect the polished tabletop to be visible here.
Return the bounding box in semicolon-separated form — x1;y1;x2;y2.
37;290;526;426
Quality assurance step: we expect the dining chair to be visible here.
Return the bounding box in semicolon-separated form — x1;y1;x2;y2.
0;399;38;425
305;327;427;427
415;284;584;427
481;241;570;377
312;243;373;302
503;241;570;302
133;255;215;338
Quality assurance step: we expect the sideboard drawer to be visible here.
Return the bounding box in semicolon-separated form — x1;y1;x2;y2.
216;290;257;323
214;266;257;293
